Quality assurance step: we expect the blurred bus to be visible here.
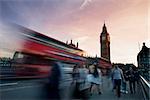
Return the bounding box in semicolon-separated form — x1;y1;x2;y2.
10;25;87;78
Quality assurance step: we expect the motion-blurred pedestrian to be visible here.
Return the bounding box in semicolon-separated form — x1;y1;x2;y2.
71;64;80;99
88;64;102;95
78;64;90;99
72;64;80;83
112;65;125;98
45;61;61;100
94;63;102;94
71;64;90;100
121;70;128;94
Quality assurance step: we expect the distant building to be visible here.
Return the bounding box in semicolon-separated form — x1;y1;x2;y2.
137;43;150;80
99;23;111;75
68;40;79;48
100;23;111;61
137;43;150;69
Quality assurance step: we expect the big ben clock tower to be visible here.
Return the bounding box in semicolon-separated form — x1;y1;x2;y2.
100;23;110;61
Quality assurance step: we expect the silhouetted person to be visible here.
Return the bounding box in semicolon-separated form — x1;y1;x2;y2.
134;69;140;85
127;67;136;94
45;61;61;100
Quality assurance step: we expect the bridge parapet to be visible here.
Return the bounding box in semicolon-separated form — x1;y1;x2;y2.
140;75;150;100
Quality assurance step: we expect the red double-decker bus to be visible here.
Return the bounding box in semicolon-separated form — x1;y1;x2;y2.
11;25;87;77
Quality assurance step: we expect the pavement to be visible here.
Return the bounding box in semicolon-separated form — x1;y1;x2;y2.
0;79;45;100
0;76;144;100
90;76;144;100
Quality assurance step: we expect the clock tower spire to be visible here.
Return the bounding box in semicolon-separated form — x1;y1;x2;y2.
100;23;110;61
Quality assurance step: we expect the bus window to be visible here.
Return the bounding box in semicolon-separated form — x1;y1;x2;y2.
12;52;53;77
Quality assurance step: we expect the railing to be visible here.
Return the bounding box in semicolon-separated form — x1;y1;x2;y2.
140;75;150;100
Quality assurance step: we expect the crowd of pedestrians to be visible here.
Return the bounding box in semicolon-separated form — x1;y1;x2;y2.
44;61;140;100
71;63;102;100
111;65;140;98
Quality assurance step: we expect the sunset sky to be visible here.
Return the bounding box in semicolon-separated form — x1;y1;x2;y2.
0;0;149;65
